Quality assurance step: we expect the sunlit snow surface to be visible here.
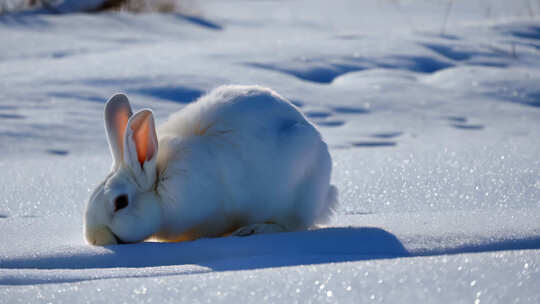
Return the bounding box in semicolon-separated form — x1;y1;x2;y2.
0;0;539;302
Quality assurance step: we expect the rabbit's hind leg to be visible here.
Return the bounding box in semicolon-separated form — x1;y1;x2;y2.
230;222;288;236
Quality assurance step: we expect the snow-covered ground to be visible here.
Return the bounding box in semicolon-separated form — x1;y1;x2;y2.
1;0;539;302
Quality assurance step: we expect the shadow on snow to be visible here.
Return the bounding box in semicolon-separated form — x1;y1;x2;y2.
136;86;204;104
1;227;407;271
245;55;454;84
2;227;540;285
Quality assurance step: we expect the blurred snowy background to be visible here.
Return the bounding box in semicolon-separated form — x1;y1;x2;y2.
0;0;539;303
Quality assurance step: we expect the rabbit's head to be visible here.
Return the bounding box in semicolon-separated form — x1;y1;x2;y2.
84;93;162;246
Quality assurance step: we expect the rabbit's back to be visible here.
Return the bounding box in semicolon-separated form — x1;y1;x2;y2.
155;85;335;239
158;85;305;139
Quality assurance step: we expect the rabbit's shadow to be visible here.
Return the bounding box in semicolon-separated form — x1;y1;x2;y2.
2;227;411;285
126;227;409;271
113;227;409;270
1;227;408;271
5;228;540;285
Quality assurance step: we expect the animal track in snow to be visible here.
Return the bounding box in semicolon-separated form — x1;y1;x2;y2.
444;116;468;123
305;111;332;119
305;106;369;128
316;120;345;127
451;124;485;130
371;132;403;139
46;149;69;156
0;113;25;120
443;116;484;130
331;106;370;114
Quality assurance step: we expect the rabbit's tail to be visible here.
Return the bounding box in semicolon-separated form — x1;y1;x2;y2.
314;184;339;225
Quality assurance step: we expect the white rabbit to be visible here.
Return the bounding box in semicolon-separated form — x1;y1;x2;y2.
84;85;338;245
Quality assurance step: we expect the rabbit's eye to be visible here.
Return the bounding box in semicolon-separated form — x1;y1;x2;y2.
114;195;129;212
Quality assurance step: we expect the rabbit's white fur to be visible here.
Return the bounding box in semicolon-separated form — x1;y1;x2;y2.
84;85;338;245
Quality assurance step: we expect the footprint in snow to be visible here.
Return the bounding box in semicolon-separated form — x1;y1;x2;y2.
0;113;25;120
443;116;484;130
331;106;370;114
46;149;69;156
444;116;467;123
371;132;403;139
305;111;332;119
452;124;485;130
316;120;346;127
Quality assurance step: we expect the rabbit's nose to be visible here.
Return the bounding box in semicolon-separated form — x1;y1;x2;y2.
86;226;117;246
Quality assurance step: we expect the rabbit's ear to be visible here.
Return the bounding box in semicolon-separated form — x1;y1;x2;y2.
124;109;158;171
105;93;133;168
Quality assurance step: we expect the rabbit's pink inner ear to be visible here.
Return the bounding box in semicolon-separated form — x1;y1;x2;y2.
105;93;133;165
114;108;130;156
131;111;157;166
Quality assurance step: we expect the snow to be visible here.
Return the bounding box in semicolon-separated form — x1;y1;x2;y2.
1;0;539;302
